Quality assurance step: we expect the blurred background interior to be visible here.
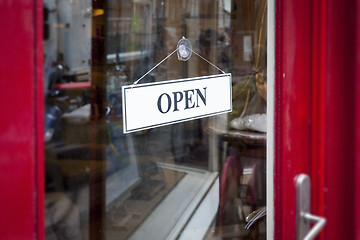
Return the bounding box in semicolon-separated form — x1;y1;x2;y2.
43;0;267;239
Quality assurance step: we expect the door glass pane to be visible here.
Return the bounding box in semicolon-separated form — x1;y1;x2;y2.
44;0;267;239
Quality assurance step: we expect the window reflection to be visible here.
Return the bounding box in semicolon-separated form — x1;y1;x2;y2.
44;0;267;239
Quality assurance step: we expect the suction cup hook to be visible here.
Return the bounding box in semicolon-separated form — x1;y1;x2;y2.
177;36;192;61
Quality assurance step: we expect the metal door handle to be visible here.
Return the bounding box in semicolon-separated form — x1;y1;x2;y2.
302;213;326;240
296;174;326;240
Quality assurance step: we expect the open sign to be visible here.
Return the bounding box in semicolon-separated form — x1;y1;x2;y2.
122;73;232;134
157;88;207;114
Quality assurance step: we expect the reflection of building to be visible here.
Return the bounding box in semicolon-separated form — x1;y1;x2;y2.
44;0;92;80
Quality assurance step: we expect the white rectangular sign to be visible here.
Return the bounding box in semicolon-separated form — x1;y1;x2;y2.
122;73;232;134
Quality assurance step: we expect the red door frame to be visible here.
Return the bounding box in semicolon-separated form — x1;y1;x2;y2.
0;0;359;239
275;0;360;239
325;0;359;239
274;0;314;238
0;0;44;239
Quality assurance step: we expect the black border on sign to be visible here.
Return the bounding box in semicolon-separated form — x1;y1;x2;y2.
122;73;232;133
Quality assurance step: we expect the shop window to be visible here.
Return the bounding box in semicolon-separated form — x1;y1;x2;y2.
44;0;267;239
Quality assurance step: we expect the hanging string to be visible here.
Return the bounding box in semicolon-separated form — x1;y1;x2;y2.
132;44;226;86
187;47;226;74
132;47;179;86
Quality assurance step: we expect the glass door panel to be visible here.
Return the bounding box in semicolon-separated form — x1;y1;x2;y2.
43;0;267;239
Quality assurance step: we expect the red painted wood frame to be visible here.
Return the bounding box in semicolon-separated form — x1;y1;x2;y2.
0;0;44;239
0;0;359;239
275;0;360;239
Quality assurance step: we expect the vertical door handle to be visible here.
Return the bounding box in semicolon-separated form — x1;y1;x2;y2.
296;174;326;240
